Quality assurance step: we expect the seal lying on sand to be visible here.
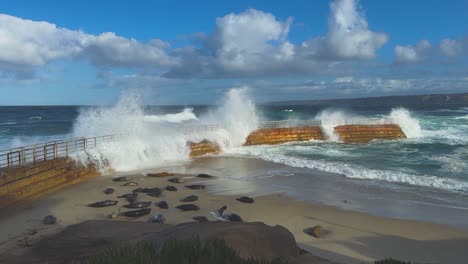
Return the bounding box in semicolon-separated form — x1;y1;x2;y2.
112;176;132;182
133;187;164;197
168;178;184;183
88;200;118;208
165;186;177;191
157;201;169;209
181;195;198;202
117;193;138;203
210;206;243;222
120;208;151;217
121;182;138;186
103;188;115;195
185;184;205;190
176;204;200;211
236;196;254;204
150;214;165;224
196;173;215;179
193;216;209;222
124;201;151;208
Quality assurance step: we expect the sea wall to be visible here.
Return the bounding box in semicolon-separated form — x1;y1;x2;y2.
334;124;406;143
189;140;220;157
244;126;325;146
0;158;100;208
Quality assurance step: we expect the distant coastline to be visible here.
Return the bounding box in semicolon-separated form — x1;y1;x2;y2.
268;92;468;108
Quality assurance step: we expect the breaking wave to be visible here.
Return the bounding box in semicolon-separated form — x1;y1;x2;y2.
72;87;258;171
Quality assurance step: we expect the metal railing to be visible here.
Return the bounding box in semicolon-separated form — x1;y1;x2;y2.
0;134;126;175
321;118;398;126
259;120;322;128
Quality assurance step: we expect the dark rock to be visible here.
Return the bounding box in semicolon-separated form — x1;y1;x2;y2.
43;215;57;225
193;216;209;222
185;184;205;190
236;196;254;204
196;173;215;179
157;201;169;209
168;178;184;183
181;195;198;202
303;225;325;238
120;208;151;217
112;176;132;182
124;201;151;209
165;185;177;191
103;188;115;195
147;172;174;177
121;182;138;186
88;200;118;208
225;213;243;222
150;214;165;224
176;204;200;211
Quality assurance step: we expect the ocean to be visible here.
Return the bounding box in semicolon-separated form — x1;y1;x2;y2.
1;89;467;227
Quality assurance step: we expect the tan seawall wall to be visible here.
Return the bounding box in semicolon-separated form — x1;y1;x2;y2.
334;124;406;143
0;158;100;208
244;126;325;146
189;140;220;157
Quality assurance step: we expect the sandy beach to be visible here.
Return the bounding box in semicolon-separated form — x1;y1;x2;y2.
0;162;467;264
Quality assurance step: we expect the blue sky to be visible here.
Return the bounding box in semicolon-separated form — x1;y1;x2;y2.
0;0;467;105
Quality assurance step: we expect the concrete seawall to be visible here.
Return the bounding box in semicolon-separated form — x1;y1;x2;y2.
244;126;325;145
334;124;406;143
0;159;99;208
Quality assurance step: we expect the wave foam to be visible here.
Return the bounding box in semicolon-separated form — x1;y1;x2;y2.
230;145;468;192
387;108;421;138
143;108;197;123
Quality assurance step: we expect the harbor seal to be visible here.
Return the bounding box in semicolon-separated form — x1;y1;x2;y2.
88;200;118;208
150;214;166;224
236;196;254;204
196;173;215;179
181;195;198;202
103;188;115;195
121;182;138;186
185;184;205;190
168;178;184;183
124;201;151;209
117;193;138;203
157;201;169;209
120;208;151;217
43;215;57;225
193;216;209;222
112;176;132;182
165;186;178;191
176;204;200;211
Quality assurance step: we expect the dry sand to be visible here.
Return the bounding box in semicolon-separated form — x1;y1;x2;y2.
0;170;467;264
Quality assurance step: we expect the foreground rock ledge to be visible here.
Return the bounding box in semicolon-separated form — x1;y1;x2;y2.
2;220;336;264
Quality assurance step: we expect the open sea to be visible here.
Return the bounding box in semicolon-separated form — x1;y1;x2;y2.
1;91;467;228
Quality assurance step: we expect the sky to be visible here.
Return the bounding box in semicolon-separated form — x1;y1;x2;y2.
0;0;467;105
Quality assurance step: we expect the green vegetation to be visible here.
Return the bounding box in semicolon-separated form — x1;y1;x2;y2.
375;258;412;264
78;236;287;264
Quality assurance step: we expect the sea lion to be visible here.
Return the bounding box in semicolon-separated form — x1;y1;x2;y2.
120;208;151;217
103;188;115;195
88;200;118;208
157;201;169;209
180;195;198;202
117;193;138;203
185;184;205;190
150;214;166;224
217;205;227;216
124;201;151;209
168;178;184;183
121;182;138;187
112;176;132;182
196;173;215;179
165;186;178;191
193;216;209;222
43;215;57;225
236;196;254;204
176;204;200;211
